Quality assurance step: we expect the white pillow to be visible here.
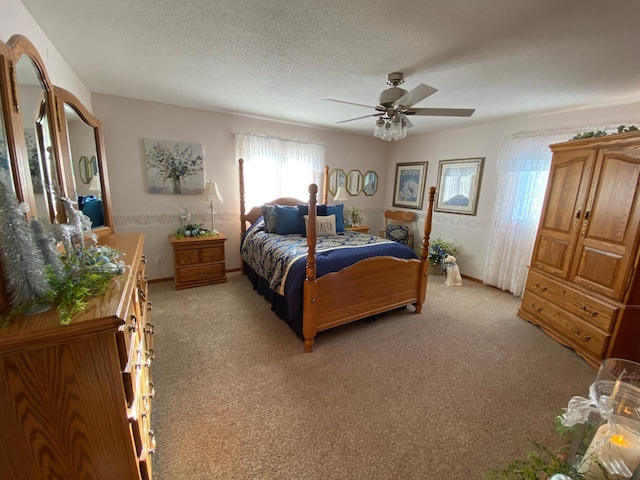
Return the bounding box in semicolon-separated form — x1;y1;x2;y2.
304;214;337;236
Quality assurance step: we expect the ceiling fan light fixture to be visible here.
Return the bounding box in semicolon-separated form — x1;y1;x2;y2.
375;114;407;142
373;117;385;138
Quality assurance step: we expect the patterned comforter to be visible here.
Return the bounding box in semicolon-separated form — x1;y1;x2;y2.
241;219;418;319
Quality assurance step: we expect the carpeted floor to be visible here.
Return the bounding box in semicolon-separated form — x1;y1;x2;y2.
148;272;596;479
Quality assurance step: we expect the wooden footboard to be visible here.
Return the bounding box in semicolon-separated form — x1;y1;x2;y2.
302;185;435;352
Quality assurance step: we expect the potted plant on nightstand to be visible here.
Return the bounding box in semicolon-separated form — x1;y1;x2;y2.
347;207;363;227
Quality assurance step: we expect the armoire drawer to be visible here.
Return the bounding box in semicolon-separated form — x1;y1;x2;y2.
522;290;610;359
525;270;617;332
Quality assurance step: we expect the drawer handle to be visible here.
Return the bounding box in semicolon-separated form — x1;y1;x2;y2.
580;305;598;317
147;349;155;361
141;255;147;264
129;315;138;332
574;329;592;342
530;302;542;313
149;382;156;399
534;283;547;293
148;430;157;454
145;324;155;335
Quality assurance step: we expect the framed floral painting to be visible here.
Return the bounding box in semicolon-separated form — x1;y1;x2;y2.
392;161;427;210
435;157;484;215
144;138;204;194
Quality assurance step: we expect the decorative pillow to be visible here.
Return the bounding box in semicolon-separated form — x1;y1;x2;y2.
261;205;278;233
325;204;345;232
304;214;337;237
386;224;409;244
276;205;305;235
298;204;328;234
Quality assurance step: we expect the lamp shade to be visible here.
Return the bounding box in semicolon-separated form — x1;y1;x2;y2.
333;186;349;203
88;175;101;194
202;180;223;204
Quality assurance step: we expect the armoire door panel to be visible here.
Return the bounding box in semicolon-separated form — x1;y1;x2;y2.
531;149;595;277
571;148;640;300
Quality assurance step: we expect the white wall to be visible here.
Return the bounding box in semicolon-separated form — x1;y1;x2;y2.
92;94;391;279
389;102;640;280
1;0;92;109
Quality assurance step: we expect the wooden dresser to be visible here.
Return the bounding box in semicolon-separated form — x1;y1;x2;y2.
0;233;155;479
170;233;227;289
518;131;640;368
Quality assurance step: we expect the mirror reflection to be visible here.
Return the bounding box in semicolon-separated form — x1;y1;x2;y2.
15;53;58;224
62;102;105;229
363;170;378;196
0;86;15;192
328;168;346;197
346;169;362;196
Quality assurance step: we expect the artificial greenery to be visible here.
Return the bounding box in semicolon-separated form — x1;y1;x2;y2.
485;416;611;480
2;244;125;326
175;223;215;239
428;236;460;266
570;124;638;141
347;207;363;226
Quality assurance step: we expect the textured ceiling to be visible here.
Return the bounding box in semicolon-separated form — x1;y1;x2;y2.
19;0;640;137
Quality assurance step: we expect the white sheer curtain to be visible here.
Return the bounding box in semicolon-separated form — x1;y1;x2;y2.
236;134;326;208
484;132;574;296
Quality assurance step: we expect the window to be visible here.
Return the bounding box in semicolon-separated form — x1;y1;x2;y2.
236;134;325;208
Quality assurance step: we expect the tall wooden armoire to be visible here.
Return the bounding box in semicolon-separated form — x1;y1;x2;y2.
518;130;640;368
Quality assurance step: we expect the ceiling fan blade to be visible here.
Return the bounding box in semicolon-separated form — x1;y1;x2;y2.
336;113;382;124
408;107;475;117
399;114;414;128
392;84;438;109
324;98;377;109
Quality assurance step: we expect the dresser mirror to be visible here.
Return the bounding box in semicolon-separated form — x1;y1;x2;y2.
0;69;15;192
55;86;113;232
346;169;362;196
9;35;62;225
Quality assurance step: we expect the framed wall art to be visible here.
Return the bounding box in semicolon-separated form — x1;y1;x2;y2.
435;157;484;215
144;138;204;194
392;161;427;210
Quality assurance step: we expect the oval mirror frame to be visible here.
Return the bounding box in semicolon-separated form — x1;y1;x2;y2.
54;86;114;235
78;156;92;184
363;170;378;196
328;168;346;197
346;169;363;196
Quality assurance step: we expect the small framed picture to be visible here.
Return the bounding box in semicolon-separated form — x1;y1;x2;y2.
392;162;428;210
435;157;484;215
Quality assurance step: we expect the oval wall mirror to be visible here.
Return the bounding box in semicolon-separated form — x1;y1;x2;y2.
328;168;346;197
346;169;363;196
363;170;378;196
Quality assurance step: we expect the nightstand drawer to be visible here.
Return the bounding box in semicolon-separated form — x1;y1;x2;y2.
202;246;224;262
177;264;225;283
175;248;202;266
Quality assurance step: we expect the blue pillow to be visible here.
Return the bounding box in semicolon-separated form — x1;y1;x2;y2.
325;204;345;232
276;205;304;234
297;204;328;234
261;205;278;233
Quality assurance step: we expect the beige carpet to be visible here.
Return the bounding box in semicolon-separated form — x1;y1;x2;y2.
148;272;596;480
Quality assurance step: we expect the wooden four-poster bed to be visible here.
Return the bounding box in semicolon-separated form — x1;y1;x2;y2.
239;160;435;352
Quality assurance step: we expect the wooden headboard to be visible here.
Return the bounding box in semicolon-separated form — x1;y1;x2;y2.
239;160;329;232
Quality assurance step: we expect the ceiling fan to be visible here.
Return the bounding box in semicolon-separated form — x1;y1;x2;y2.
325;72;475;139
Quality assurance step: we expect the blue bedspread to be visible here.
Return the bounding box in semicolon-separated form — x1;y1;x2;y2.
241;218;418;319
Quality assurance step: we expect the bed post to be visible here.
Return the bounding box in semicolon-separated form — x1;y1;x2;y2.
415;186;436;313
323;165;329;204
239;158;247;274
303;183;319;352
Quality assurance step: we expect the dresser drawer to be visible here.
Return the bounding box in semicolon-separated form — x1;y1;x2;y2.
522;290;610;359
176;264;225;283
525;270;617;332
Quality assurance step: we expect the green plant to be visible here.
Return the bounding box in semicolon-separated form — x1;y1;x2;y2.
2;244;125;326
570;125;638;141
347;207;362;226
427;236;459;265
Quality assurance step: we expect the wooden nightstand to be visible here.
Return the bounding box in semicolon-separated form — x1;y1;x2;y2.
345;225;370;234
169;233;227;289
